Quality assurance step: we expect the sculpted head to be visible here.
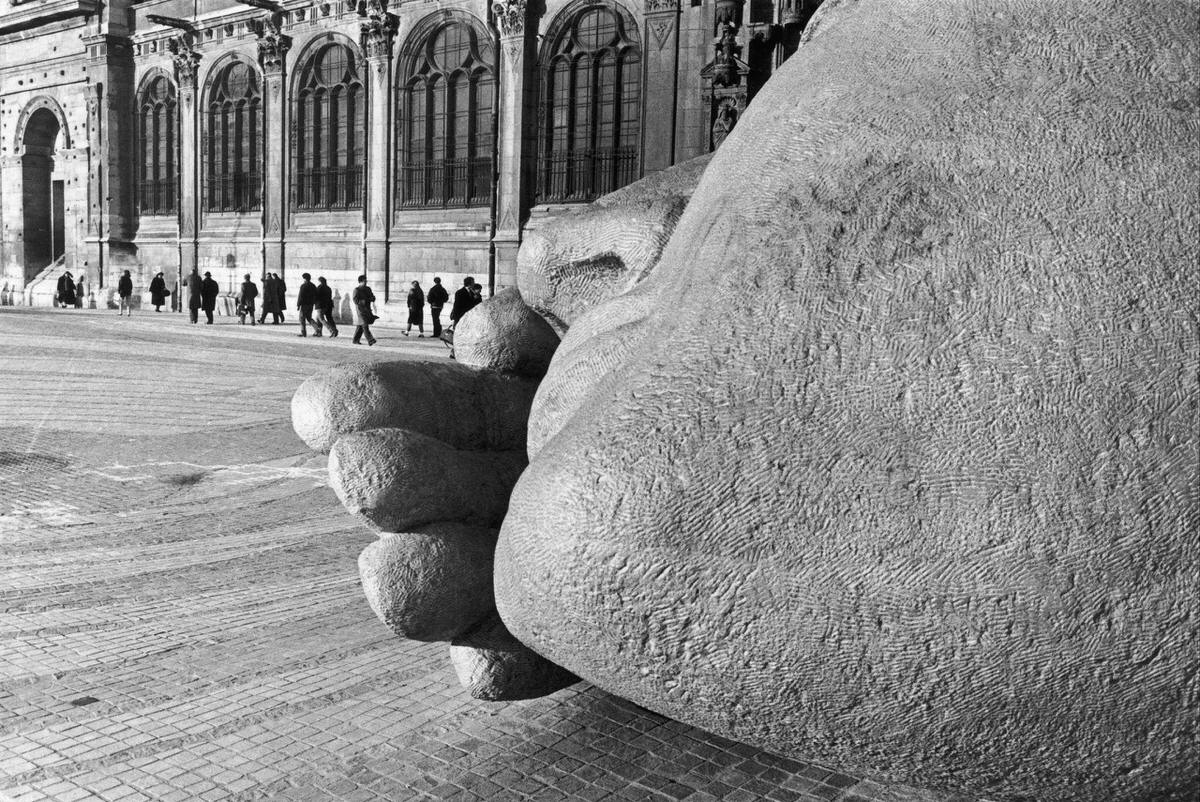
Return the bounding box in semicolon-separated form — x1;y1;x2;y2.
293;1;1198;798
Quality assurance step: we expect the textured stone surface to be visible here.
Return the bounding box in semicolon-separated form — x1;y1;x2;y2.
360;527;498;641
291;360;538;453
450;613;579;702
518;156;711;332
454;287;561;379
494;2;1200;801
1;308;966;802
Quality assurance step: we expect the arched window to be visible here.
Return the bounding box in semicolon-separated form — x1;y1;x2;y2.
293;42;365;210
539;2;641;203
138;75;178;216
204;60;262;212
397;16;495;208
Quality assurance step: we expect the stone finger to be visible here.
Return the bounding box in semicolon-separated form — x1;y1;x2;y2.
330;428;526;532
359;525;497;642
291;360;538;453
453;288;560;379
450;612;578;701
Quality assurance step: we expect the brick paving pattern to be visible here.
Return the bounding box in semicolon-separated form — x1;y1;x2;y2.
0;308;979;802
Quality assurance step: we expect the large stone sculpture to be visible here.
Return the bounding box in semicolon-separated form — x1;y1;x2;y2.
292;0;1199;799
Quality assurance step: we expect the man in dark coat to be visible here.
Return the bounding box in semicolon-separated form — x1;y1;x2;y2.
274;273;287;323
237;273;258;325
149;272;169;312
259;273;276;324
315;276;338;338
351;274;377;346
296;273;320;337
57;272;76;308
117;270;134;317
449;276;475;327
186;267;202;324
427;276;449;338
199;271;220;324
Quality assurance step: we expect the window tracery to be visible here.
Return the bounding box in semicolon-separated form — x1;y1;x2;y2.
294;42;365;211
538;2;641;203
138;75;178;216
396;16;495;209
203;60;263;213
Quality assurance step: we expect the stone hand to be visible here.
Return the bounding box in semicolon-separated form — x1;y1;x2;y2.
289;160;702;699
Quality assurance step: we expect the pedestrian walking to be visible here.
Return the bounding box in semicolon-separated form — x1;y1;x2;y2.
297;273;320;337
57;272;76;309
404;280;425;337
427;277;448;338
470;283;483;308
74;275;85;309
237;273;258;325
199;271;220;324
315;277;338;338
259;273;277;324
274;273;288;323
186;267;202;324
449;276;475;327
351;275;377;346
149;272;169;312
117;270;134;316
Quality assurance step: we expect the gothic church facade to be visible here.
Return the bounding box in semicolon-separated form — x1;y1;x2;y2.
0;0;820;308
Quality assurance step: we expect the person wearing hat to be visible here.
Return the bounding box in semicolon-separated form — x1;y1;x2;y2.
199;271;220;324
56;271;76;309
149;271;169;312
237;273;258;325
296;272;320;337
186;267;202;323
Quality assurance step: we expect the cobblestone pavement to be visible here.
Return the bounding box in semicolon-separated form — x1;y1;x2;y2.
0;308;979;802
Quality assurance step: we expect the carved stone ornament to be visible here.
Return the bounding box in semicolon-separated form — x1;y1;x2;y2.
492;0;526;39
254;14;292;74
359;0;399;62
643;0;680;13
650;17;675;49
168;36;202;88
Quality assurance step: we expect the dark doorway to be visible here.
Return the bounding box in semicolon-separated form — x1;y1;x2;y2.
21;108;61;281
51;180;65;264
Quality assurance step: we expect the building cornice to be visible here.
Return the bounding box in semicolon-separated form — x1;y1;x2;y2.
0;0;100;36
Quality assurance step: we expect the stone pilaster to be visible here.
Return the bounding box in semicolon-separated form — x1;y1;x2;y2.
491;0;533;291
0;156;23;290
360;0;398;299
82;33;137;290
170;36;201;303
257;16;291;281
643;0;681;171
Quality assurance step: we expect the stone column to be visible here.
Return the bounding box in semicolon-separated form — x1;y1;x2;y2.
360;0;398;300
170;37;201;305
257;18;292;281
491;0;534;292
642;0;681;171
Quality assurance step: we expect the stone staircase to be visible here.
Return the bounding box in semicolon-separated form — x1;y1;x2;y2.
21;256;72;308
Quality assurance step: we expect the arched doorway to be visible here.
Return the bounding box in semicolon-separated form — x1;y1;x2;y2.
21;108;64;280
